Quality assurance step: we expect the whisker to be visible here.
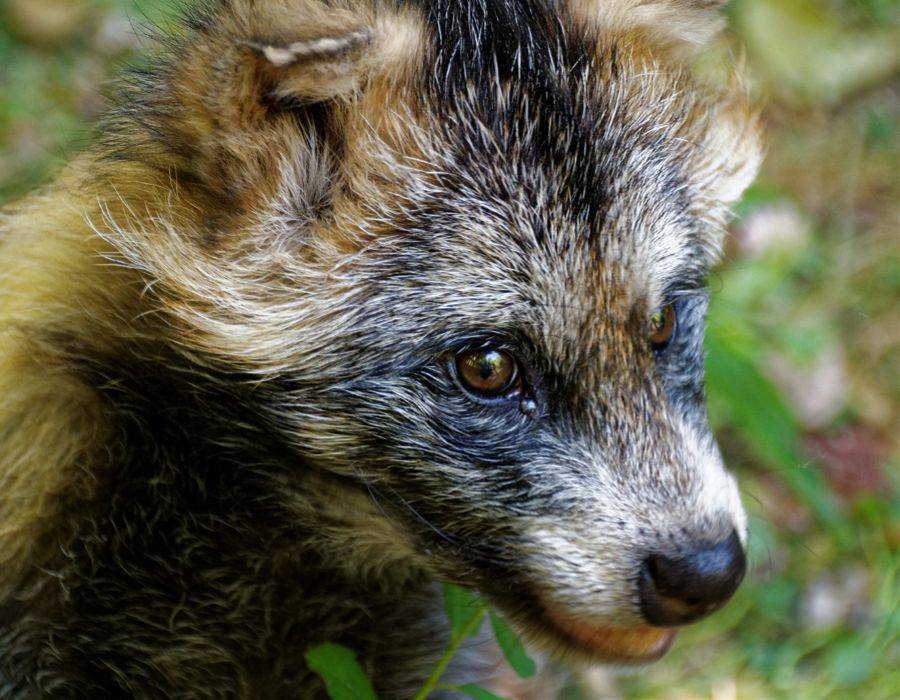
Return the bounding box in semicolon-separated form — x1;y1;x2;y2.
369;481;461;546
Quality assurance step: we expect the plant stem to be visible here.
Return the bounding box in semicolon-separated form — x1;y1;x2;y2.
413;603;487;700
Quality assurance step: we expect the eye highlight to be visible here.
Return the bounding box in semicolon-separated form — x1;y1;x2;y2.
649;303;677;350
455;348;519;398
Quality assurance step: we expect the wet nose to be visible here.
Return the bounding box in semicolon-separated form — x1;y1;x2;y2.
639;529;746;626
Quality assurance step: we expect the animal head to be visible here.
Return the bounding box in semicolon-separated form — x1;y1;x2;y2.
97;0;761;663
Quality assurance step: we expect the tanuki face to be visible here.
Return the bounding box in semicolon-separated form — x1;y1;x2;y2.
0;0;760;669
121;1;758;660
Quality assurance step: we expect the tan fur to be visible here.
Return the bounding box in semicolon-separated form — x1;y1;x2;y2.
0;165;121;592
126;1;426;219
570;0;727;56
0;1;430;599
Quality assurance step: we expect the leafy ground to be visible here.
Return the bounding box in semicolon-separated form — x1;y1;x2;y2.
1;1;897;698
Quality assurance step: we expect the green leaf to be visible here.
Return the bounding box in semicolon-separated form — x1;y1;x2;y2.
443;583;485;640
829;638;876;687
416;587;488;700
705;330;847;540
456;683;508;700
305;643;378;700
489;610;536;679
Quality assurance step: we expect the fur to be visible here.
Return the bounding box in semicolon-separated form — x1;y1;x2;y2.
0;1;760;697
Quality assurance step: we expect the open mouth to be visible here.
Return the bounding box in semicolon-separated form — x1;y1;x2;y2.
542;608;678;664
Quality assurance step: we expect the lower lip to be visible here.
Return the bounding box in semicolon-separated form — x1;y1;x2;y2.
546;610;678;663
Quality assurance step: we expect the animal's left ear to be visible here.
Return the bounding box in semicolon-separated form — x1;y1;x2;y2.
692;86;763;209
568;0;728;55
570;0;760;208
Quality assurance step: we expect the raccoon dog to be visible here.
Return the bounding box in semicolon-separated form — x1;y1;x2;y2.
0;0;760;697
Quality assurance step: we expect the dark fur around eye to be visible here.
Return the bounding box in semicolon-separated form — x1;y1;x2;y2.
653;295;711;418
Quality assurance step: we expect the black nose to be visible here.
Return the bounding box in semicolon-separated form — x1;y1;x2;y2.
639;529;746;626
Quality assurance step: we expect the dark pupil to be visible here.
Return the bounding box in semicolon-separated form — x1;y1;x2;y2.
458;349;513;395
477;351;504;380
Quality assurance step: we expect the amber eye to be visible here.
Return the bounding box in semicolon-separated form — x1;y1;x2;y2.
455;348;519;397
649;304;677;349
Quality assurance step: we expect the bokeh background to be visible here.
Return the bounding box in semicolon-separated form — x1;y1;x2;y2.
1;0;897;698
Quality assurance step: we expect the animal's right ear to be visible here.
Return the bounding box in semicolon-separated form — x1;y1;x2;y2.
225;3;424;105
132;3;424;202
240;29;376;104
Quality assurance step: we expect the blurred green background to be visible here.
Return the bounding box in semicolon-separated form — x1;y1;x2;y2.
1;0;897;698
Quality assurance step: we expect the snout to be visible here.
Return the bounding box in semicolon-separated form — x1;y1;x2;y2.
639;529;746;626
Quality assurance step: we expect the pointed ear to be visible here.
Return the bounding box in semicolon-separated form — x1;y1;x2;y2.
176;2;424;108
127;2;424;206
240;28;376;103
229;2;425;105
697;88;763;207
569;0;728;54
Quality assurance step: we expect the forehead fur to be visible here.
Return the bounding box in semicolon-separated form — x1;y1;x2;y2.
94;0;759;363
340;0;760;307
